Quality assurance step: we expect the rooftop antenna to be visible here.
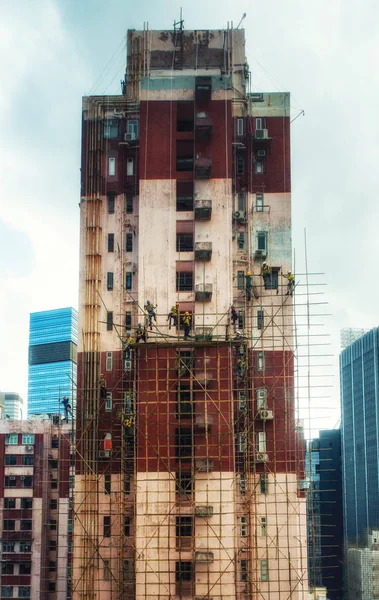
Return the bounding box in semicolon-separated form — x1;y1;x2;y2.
174;7;184;31
236;12;247;29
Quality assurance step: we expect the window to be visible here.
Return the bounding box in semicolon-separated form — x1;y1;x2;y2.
257;351;264;371
255;161;264;174
238;193;246;211
5;455;17;465
176;516;193;537
51;436;59;449
22;455;34;466
176;141;194;171
176;472;193;496
49;540;57;551
125;312;132;330
107;194;115;214
126;196;133;213
239;433;247;453
260;516;267;536
237;156;245;175
51;459;58;469
108;157;116;177
176;428;193;459
256;117;263;130
257;231;267;252
237;118;244;136
257;310;264;330
124;476;131;494
2;564;14;575
20;520;32;531
126;158;134;176
127;119;139;139
238;310;245;329
22;434;34;445
50;499;57;510
256;192;264;212
104;474;111;494
241;559;248;582
126;233;133;252
105;392;112;412
176;272;193;292
103;559;111;581
107;272;114;291
48;582;56;593
125;272;132;290
263;269;279;290
258;432;266;453
104;119;119;139
1;587;13;598
19;588;31;598
107;233;114;252
68;519;73;533
49;561;56;572
177;102;194;132
177;196;193;211
19;563;31;575
261;559;269;582
5;434;18;445
20;541;32;553
239;475;246;495
257;388;267;409
123;559;133;581
240;516;248;537
21;476;33;488
177;387;193;418
124;516;130;537
4;477;16;488
237;270;245;290
238;232;246;250
106;351;113;371
21;498;33;509
103;516;111;537
69;476;74;489
2;542;14;552
50;520;57;531
4;498;16;509
176;561;193;582
106;311;113;331
176;233;194;252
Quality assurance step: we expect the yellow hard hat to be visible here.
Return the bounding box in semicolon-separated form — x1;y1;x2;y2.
246;271;251;276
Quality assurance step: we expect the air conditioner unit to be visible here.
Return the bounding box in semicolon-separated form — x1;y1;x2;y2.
258;409;273;421
9;476;16;480
99;451;110;459
233;210;246;222
254;248;267;259
124;132;136;141
257;150;266;158
124;360;132;371
255;452;268;463
255;129;268;139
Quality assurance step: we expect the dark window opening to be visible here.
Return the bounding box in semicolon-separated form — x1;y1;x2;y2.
176;561;193;582
104;474;111;495
176;428;193;459
21;476;33;488
103;516;111;537
4;477;16;488
4;498;16;509
176;141;194;172
126;233;133;252
238;310;245;329
176;472;193;495
176;233;194;252
257;231;267;252
177;102;194;132
104;119;119;139
20;541;32;553
263;269;279;290
20;520;32;531
49;561;56;572
125;272;132;290
124;516;130;537
48;582;56;593
2;563;14;574
108;233;114;253
50;499;57;510
237;156;245;175
107;195;115;214
21;498;33;509
50;540;57;551
241;559;248;581
19;563;31;575
106;311;113;331
177;196;193;211
260;473;268;494
238;232;245;250
107;272;114;291
257;310;264;330
126;196;133;213
176;516;193;537
237;270;245;290
3;520;15;531
176;272;193;292
177;387;193;418
5;455;17;465
125;312;132;330
22;455;34;466
51;437;59;448
176;182;194;211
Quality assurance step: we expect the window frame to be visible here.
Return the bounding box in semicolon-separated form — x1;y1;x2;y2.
176;516;193;538
103;516;111;538
104;120;119;140
2;541;15;552
257;351;264;371
107;194;115;214
5;434;18;445
126;157;134;176
261;559;269;582
21;498;33;510
237;155;245;175
22;455;34;466
4;498;16;509
125;196;133;213
22;434;35;445
106;311;113;331
237;270;245;290
256;192;264;212
258;431;266;453
107;233;114;253
18;587;31;598
237;118;244;136
257;310;264;330
106;351;113;372
257;388;267;409
240;516;248;537
107;272;114;291
176;196;194;211
108;157;116;177
5;455;17;466
125;271;133;290
4;476;16;488
257;231;267;252
255;160;264;174
3;520;15;531
256;117;263;130
104;474;111;495
176;272;193;292
176;233;194;253
20;519;32;531
126;232;133;252
237;232;246;251
105;392;112;412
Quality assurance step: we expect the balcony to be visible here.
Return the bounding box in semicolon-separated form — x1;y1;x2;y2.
194;414;213;432
195;113;212;139
194;199;212;220
195;458;214;472
195;157;212;179
195;505;214;518
195;76;212;102
195;327;213;341
195;551;214;563
195;283;213;302
194;242;212;261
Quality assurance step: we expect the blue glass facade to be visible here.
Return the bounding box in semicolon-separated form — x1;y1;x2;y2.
28;308;78;416
340;328;379;546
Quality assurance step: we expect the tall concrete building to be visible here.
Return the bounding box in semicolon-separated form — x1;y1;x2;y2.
0;416;74;599
0;392;24;420
73;25;307;599
28;308;78;416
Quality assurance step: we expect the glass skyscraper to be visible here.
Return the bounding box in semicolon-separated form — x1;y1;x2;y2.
28;307;78;416
340;327;379;546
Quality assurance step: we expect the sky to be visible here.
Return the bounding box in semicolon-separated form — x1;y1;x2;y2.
1;0;379;433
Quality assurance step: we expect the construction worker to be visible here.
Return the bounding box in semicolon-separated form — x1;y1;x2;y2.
261;262;270;277
282;270;295;296
167;304;178;329
136;323;147;343
231;305;239;331
99;374;107;400
245;271;252;301
123;332;134;360
144;300;157;330
61;396;72;421
182;311;192;339
236;357;246;379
